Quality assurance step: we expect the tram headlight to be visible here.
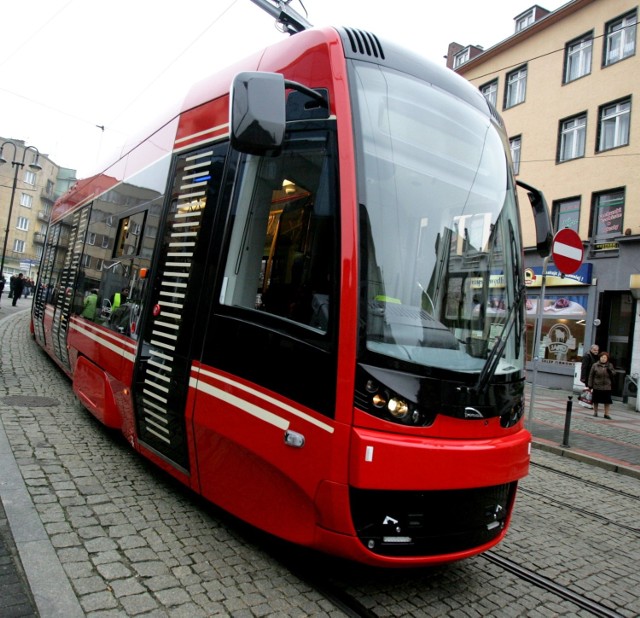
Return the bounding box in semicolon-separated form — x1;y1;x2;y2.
387;397;409;419
372;392;388;408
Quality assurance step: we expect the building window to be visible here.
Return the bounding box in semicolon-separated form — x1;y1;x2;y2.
454;48;469;68
16;216;29;231
88;232;96;245
592;189;624;237
23;170;36;185
558;113;587;162
597;98;631;152
20;193;33;208
101;235;109;248
82;254;91;268
564;33;593;82
13;239;25;253
505;66;527;109
516;9;535;32
509;136;521;175
604;10;637;66
552;198;580;232
480;80;498;107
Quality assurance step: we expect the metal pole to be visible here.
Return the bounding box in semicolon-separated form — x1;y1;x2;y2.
561;396;573;447
527;255;550;428
0;161;21;278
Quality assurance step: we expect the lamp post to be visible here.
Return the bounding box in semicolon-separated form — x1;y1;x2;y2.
0;140;42;281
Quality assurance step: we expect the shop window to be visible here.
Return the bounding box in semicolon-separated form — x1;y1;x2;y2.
552;198;580;232
591;189;624;238
526;293;588;363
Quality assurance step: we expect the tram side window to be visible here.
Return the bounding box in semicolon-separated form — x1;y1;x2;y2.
73;183;164;336
220;134;336;332
40;223;68;306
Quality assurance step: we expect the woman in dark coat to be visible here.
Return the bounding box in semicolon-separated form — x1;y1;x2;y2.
588;351;615;419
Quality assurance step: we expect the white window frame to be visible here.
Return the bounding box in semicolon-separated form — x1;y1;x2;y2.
505;66;527;108
480;80;498;107
20;193;33;208
23;170;36;185
565;34;593;83
88;232;96;245
598;99;631;152
509;136;521;175
559;114;587;162
454;48;470;68
13;239;25;253
16;216;29;231
516;9;535;32
604;10;637;66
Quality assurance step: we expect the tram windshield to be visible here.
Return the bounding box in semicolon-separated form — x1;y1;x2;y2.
352;62;525;378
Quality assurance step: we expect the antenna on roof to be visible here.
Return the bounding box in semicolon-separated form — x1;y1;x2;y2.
249;0;313;35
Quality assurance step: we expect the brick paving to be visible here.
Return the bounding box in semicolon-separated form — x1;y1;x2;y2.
0;303;639;615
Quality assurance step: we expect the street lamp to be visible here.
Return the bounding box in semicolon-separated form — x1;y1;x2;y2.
0;140;42;281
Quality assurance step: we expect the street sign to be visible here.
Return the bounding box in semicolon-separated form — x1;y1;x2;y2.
552;228;583;275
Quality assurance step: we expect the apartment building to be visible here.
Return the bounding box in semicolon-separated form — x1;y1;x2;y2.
0;138;75;282
450;0;640;395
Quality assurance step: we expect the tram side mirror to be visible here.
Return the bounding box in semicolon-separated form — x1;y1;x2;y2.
230;72;286;156
516;180;553;258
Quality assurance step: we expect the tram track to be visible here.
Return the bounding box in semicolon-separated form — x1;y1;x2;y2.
483;551;625;618
530;461;640;501
519;486;640;534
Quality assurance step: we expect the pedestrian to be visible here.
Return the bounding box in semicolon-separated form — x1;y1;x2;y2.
0;273;5;306
11;273;25;307
81;289;99;320
588;351;615;419
581;343;599;385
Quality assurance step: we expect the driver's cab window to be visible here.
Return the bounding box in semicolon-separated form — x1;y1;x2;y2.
220;131;336;332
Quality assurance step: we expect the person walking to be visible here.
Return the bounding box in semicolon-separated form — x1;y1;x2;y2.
588;351;615;419
0;273;5;306
11;273;25;307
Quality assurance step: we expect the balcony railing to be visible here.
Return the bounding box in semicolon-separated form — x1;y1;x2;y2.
37;210;50;222
33;232;46;244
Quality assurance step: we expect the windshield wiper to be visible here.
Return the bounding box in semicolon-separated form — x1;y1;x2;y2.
472;282;525;395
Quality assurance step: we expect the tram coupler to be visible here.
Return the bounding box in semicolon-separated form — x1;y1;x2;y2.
561;396;573;448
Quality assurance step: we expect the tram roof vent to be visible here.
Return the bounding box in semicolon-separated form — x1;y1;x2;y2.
342;28;386;60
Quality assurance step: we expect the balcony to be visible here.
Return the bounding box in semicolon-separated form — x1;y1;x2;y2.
33;232;46;244
37;210;50;223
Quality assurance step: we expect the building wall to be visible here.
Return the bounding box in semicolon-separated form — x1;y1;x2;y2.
0;138;72;280
453;0;640;393
458;0;639;247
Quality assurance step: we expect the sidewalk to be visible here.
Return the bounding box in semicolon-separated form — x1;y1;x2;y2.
526;381;640;479
0;303;639;616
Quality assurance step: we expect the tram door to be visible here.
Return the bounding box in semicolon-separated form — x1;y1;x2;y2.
131;144;228;471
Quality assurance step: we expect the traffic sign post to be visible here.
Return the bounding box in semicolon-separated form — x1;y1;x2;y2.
551;228;583;275
529;229;584;428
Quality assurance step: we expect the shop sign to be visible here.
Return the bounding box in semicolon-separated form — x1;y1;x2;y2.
593;241;619;252
525;263;592;287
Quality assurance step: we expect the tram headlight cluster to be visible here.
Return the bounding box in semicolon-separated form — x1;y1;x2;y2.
362;376;424;426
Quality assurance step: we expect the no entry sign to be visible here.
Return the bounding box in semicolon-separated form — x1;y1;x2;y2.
552;228;583;275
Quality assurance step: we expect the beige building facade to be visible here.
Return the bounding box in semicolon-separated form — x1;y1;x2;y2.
452;0;639;395
0;138;75;286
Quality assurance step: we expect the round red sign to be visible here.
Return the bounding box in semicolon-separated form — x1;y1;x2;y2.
552;228;583;275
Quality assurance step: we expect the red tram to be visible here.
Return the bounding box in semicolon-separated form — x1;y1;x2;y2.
32;23;552;567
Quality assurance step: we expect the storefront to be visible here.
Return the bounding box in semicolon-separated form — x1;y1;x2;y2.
524;240;637;397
